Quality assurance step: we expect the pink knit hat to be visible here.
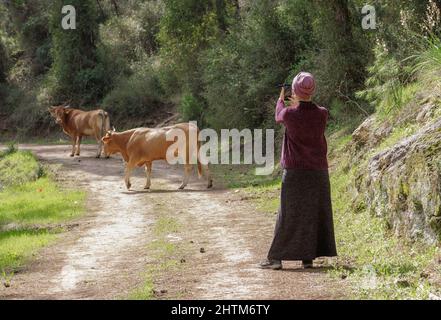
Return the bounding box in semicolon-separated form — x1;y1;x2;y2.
292;72;316;100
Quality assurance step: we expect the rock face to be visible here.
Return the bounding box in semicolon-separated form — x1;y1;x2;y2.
352;116;392;149
351;105;441;244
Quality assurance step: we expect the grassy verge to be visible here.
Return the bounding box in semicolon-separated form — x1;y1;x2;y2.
0;145;84;278
328;146;439;299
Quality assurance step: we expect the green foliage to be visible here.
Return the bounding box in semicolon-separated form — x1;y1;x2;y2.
3;0;52;76
358;34;441;118
307;0;371;103
102;62;166;125
158;0;240;123
158;0;224;72
179;93;204;124
136;0;165;55
47;0;109;103
202;0;312;129
412;35;441;92
356;44;417;117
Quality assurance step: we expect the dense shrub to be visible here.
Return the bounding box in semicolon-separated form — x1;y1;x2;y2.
179;93;204;124
356;44;416;116
202;0;311;129
102;63;166;125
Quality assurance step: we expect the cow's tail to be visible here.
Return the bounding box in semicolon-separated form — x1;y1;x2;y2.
195;130;212;188
100;110;110;139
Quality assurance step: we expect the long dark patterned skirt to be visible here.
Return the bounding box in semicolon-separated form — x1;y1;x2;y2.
267;169;337;261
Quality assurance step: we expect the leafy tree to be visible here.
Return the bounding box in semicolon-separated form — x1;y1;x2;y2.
158;0;239;124
307;0;370;104
3;0;52;76
159;0;222;91
202;0;313;129
48;0;109;104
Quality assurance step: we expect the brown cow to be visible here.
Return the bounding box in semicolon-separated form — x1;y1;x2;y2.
102;123;213;190
49;106;111;158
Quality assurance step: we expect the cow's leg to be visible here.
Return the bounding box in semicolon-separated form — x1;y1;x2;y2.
95;136;103;159
94;126;104;158
70;136;76;157
124;163;134;190
75;136;82;156
204;164;213;189
179;165;192;190
144;162;152;190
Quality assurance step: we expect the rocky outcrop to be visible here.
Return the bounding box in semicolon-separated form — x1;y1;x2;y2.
354;117;441;244
352;115;393;149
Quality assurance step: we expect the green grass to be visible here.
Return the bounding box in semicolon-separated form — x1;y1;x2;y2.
128;216;182;300
0;150;42;188
0;230;57;273
0;178;84;226
212;164;280;189
153;217;180;236
376;82;420;121
0;148;85;275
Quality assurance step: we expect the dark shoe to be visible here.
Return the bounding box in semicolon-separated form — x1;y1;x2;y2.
302;260;313;269
259;259;282;270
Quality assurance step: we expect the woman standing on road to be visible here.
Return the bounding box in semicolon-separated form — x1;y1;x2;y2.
260;72;337;270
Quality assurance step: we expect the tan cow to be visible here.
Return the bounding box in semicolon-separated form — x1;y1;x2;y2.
49;106;111;158
102;123;213;190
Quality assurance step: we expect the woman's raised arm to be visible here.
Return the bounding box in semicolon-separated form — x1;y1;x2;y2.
275;87;287;123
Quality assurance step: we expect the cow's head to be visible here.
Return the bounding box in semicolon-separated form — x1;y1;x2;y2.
48;106;72;125
101;129;119;155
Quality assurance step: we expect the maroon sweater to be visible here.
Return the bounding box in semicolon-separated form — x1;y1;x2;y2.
275;98;329;170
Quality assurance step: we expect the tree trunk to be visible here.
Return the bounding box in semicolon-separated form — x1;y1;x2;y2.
232;0;240;19
111;0;119;16
0;42;6;83
216;0;228;32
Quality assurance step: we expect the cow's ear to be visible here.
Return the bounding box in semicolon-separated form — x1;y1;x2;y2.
64;108;72;114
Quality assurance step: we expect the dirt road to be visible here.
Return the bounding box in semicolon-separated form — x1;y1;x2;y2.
0;145;347;300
